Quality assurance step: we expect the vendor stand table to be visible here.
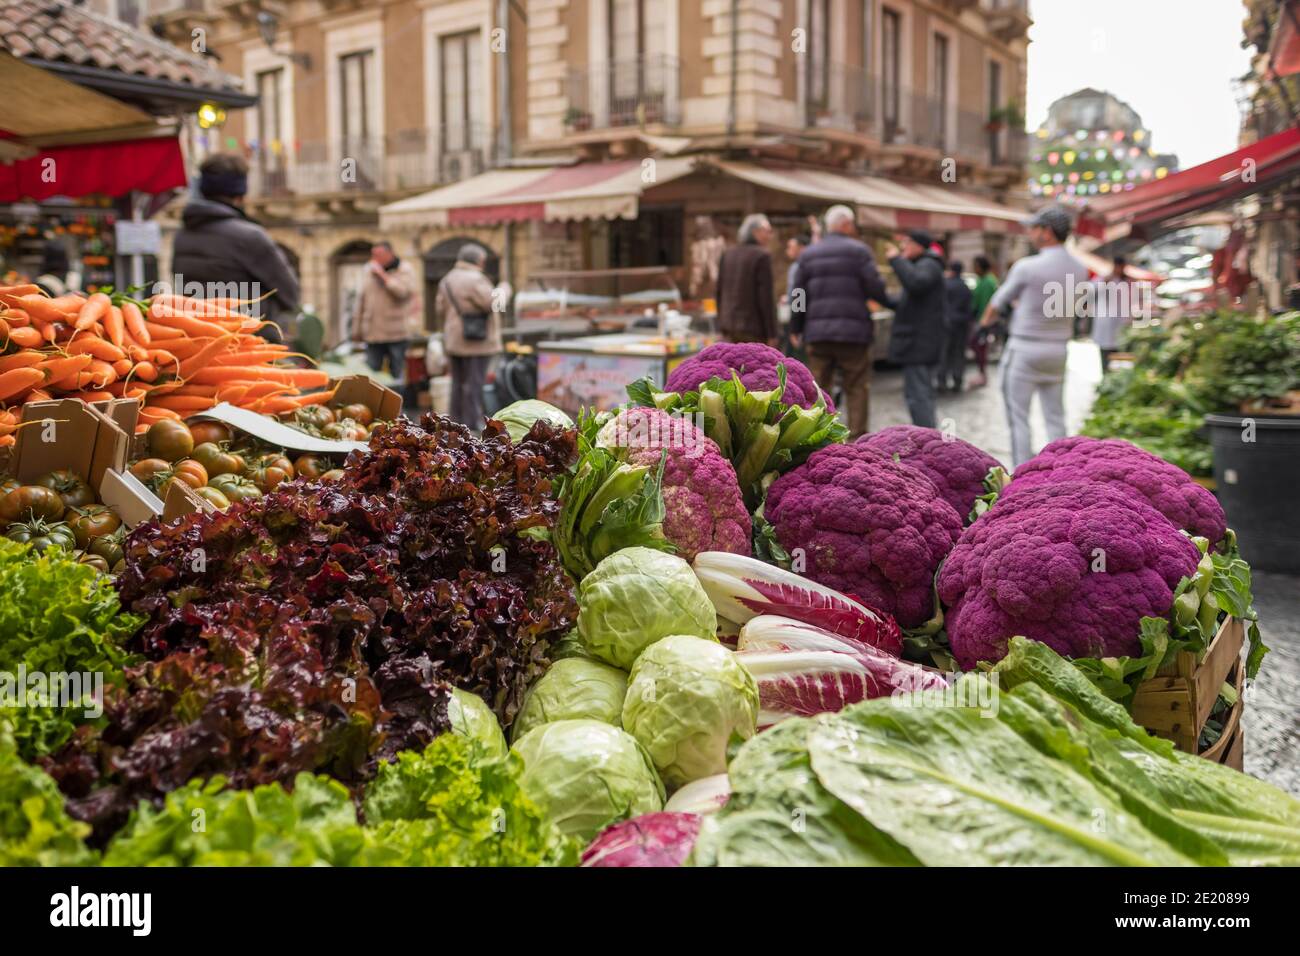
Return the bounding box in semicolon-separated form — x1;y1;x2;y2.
536;332;713;416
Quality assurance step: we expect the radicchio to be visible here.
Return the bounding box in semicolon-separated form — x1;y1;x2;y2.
580;812;702;867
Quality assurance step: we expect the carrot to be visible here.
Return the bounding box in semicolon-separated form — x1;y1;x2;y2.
75;293;112;332
220;380;295;401
148;349;180;371
0;351;44;374
284;388;338;408
147;309;230;338
148;394;218;413
37;353;93;386
218;385;249;405
8;326;45;349
139;406;183;423
25;388;52;403
112;358;133;377
0;283;42;296
178;333;241;378
162;384;219;398
252;396;300;415
132;361;159;383
0;367;44;401
67;337;127;362
14;296;75;324
103;304;126;348
120;302;151;345
150;295;248;321
60;390;115;404
125;344;150;364
211;349;311;367
143;321;187;341
2;308;30;326
188;365;329;387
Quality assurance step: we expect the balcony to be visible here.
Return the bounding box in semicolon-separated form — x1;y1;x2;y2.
566;54;682;131
245;126;493;199
986;0;1032;41
808;64;877;131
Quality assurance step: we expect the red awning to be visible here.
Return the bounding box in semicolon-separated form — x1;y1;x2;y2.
0;136;186;202
1077;126;1300;243
1273;0;1300;77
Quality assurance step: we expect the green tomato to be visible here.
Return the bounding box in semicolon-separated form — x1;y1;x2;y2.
207;474;262;503
5;518;78;554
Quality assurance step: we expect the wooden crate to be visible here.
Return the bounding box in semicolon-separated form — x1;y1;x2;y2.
1131;617;1245;760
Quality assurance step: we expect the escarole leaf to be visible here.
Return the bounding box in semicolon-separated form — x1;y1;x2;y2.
807;691;1194;866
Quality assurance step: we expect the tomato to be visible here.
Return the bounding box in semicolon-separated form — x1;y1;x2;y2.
293;454;331;480
295;405;336;430
88;526;126;567
36;469;95;510
323;420;368;442
129;458;171;486
67;504;122;549
320;469;345;482
254;453;295;479
147;419;194;463
247;463;291;493
207;473;262;503
0;485;66;523
338;403;374;427
169;459;209;490
5;518;77;553
188;421;231;446
193;486;231;510
192;442;241;477
76;552;110;573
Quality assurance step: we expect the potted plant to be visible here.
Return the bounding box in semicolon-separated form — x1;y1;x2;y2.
985;100;1025;133
564;106;593;131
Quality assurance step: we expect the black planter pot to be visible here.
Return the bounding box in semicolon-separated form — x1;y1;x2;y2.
1205;414;1300;573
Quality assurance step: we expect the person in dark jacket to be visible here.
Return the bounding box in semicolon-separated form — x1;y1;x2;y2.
789;204;890;437
883;229;946;428
938;259;975;392
715;214;777;345
171;154;300;341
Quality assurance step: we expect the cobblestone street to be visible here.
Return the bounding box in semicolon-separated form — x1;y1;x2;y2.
869;342;1300;794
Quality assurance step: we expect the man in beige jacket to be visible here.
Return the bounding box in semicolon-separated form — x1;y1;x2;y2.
435;244;503;427
353;241;421;406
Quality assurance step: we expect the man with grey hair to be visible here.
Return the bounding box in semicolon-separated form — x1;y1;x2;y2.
715;213;777;345
789;204;889;437
436;242;503;426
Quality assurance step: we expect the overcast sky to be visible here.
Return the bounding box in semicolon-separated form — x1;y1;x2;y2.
1026;0;1255;168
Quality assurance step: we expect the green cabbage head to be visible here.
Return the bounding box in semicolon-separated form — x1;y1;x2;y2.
512;658;629;742
511;719;664;842
622;635;759;789
577;547;717;669
493;400;574;443
447;689;508;761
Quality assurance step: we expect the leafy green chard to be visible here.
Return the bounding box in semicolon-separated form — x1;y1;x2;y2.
554;410;674;579
627;365;848;511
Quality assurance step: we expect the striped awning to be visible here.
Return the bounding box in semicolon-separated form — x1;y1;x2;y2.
705;160;1026;234
379;156;697;229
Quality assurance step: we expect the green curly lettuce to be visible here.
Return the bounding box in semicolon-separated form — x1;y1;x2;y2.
0;723;96;866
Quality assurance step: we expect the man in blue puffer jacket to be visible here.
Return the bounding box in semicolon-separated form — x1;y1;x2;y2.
789;204;890;438
884;230;947;428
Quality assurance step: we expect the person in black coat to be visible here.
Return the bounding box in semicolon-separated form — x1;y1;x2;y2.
939;259;975;392
883;229;946;428
789;204;890;437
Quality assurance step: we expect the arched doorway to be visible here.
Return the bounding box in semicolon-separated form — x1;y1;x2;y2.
422;237;500;332
329;239;374;345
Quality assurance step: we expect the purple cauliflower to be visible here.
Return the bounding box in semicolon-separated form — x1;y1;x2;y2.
937;480;1201;669
855;425;1002;522
765;443;963;628
1004;436;1227;544
601;406;751;561
665;342;832;411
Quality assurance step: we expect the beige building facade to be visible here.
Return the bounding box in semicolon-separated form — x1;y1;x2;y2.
121;0;1030;341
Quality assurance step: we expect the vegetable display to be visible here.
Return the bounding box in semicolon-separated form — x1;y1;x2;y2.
44;414;578;840
937;481;1200;669
576;547;717;669
854;425;1005;522
622;634;759;788
596;406;751;560
1004;435;1227;543
765;444;963;629
511;719;665;843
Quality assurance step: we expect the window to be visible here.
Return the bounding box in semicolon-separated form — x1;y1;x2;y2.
441;31;484;153
255;68;286;191
809;0;831;108
607;0;668;123
933;33;950;148
882;7;901;136
339;51;373;143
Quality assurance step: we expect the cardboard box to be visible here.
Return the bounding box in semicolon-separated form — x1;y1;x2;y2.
330;374;403;422
190;402;369;455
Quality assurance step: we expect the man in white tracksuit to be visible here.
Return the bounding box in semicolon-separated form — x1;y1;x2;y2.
979;206;1089;467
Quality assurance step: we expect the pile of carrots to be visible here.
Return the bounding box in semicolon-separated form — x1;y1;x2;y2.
0;284;333;440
